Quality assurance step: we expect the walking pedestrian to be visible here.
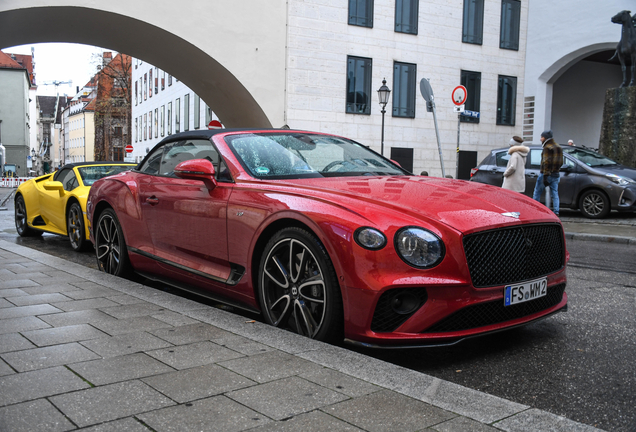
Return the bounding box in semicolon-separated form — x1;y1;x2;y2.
502;136;528;193
532;130;563;216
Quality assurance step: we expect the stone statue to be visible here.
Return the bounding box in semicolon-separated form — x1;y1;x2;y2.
610;10;636;87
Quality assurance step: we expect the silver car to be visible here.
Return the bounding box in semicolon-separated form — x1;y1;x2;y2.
470;145;636;218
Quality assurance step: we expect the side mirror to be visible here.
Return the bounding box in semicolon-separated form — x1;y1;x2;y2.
560;165;572;172
43;181;65;196
174;158;217;189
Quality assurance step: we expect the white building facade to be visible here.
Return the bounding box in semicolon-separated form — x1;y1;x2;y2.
284;0;529;177
131;59;221;163
129;0;528;177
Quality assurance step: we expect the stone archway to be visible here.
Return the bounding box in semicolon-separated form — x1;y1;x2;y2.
530;43;620;144
0;2;288;128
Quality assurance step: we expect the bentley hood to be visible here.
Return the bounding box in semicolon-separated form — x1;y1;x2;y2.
280;176;557;234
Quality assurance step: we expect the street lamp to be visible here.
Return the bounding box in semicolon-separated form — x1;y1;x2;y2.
377;78;391;156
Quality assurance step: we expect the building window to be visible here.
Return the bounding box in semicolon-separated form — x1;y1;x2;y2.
346;56;372;115
139;78;143;103
205;104;212;125
497;75;517;125
167;102;172;135
135;117;138;142
348;0;373;28
154;68;158;94
500;0;521;50
462;0;484;44
135;81;138;106
460;70;481;123
154;108;158;138
113;147;123;161
175;98;181;133
148;111;152;138
161;71;165;90
184;94;190;131
139;116;142;142
144;74;147;100
168;75;173;86
161;105;165;137
148;69;152;98
395;0;418;35
392;62;416;118
144;114;147;140
194;95;201;129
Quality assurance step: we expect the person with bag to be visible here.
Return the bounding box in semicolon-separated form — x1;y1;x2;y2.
532;130;563;216
502;136;528;193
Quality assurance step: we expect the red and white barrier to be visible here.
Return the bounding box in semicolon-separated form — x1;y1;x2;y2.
0;177;32;188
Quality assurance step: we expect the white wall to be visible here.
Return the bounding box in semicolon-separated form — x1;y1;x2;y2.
286;0;528;177
551;60;623;148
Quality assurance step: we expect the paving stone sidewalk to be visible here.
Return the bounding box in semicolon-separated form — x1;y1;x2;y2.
0;239;603;432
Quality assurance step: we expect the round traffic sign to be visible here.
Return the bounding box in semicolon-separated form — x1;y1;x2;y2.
451;85;468;106
207;120;223;129
125;145;133;153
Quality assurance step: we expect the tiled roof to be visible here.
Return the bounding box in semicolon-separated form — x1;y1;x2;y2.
85;98;96;111
0;50;24;69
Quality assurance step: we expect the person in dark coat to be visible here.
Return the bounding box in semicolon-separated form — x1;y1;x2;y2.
532;130;563;215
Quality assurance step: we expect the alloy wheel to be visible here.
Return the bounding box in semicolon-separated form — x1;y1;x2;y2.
96;213;123;274
68;204;84;250
582;192;605;217
15;197;27;235
261;237;327;338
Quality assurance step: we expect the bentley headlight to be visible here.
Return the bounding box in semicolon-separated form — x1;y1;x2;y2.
606;173;636;186
354;227;387;250
395;227;444;268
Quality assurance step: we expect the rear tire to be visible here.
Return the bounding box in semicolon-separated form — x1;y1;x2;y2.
14;195;42;237
579;189;610;219
67;202;88;251
94;208;132;277
258;227;343;344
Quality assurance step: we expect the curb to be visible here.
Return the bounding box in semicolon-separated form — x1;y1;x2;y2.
564;232;636;245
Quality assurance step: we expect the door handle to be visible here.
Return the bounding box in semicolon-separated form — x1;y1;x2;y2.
146;196;159;205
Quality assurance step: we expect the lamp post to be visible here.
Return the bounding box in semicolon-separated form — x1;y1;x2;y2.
377;78;391;156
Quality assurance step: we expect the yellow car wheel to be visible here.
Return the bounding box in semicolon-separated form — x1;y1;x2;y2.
15;195;43;237
67;202;88;251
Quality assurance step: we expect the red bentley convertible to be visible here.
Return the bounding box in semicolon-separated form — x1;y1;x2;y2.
86;129;568;347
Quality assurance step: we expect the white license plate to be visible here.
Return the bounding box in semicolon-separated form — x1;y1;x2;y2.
504;278;547;306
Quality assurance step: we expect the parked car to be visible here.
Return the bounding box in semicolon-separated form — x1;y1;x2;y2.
470;145;636;218
87;129;568;347
15;162;136;250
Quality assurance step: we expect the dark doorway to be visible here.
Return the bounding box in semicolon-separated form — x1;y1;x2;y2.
390;147;414;173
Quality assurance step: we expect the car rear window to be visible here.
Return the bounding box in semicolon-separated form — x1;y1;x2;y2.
495;151;511;167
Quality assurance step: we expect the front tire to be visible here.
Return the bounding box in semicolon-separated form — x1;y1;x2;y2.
15;195;42;237
258;227;343;344
579;189;610;219
95;208;131;277
67;202;88;251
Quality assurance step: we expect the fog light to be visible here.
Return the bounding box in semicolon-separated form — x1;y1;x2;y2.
391;293;420;315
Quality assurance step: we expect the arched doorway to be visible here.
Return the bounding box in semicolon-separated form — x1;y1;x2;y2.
550;48;623;148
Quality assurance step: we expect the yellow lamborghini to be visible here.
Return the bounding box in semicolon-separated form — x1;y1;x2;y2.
15;162;136;251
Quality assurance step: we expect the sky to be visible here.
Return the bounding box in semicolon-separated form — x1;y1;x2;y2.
5;43;108;97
